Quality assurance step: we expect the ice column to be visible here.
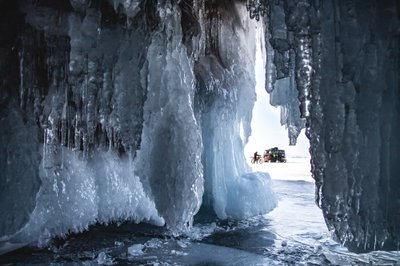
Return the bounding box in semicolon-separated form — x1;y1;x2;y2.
198;2;276;220
135;2;204;231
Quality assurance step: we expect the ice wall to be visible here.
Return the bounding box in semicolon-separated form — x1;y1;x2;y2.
262;0;400;252
0;0;276;248
1;0;165;245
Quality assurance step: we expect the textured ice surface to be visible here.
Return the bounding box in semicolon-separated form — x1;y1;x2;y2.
309;0;399;252
2;0;163;247
261;0;400;252
196;3;276;220
97;251;114;265
3;180;399;265
127;244;144;256
8;149;163;246
2;0;398;254
135;2;204;230
0;0;276;249
0;101;41;237
264;1;306;145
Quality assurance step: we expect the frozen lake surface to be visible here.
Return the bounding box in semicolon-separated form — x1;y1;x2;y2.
1;159;400;265
248;156;313;182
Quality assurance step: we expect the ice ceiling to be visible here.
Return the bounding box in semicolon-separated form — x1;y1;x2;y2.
0;0;399;253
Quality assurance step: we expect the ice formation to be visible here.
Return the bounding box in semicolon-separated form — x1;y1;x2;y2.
263;0;399;252
0;0;276;251
0;0;399;254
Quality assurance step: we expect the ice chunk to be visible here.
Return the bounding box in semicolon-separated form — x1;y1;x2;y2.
114;241;124;247
128;244;144;256
144;238;163;249
177;240;189;248
97;251;114;265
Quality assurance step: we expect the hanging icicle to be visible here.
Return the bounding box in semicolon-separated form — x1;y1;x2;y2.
246;0;267;21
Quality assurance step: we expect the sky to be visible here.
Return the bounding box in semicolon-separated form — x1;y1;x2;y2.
244;30;310;160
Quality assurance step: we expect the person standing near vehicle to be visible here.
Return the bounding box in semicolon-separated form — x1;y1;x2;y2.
253;151;259;163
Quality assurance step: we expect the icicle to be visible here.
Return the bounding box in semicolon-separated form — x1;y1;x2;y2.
19;49;25;109
296;35;312;118
265;40;276;93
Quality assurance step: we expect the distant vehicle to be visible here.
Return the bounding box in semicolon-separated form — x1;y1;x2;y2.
263;147;286;163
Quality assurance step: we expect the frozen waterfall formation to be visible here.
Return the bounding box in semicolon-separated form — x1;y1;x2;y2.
0;0;276;250
0;0;399;253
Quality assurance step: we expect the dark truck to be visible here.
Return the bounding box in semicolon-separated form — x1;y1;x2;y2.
263;147;286;163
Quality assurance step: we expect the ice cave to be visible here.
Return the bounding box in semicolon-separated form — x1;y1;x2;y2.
0;0;399;263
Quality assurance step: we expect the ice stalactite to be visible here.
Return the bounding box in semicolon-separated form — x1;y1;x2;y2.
1;0;164;246
263;0;306;146
260;0;400;252
134;2;204;231
0;0;277;250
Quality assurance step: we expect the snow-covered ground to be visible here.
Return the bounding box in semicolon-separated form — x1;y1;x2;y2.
248;156;313;182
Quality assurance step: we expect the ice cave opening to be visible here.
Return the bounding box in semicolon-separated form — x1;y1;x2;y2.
244;29;311;182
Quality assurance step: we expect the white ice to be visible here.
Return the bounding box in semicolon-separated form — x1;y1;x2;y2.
200;3;277;220
1;149;163;250
1;1;278;251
